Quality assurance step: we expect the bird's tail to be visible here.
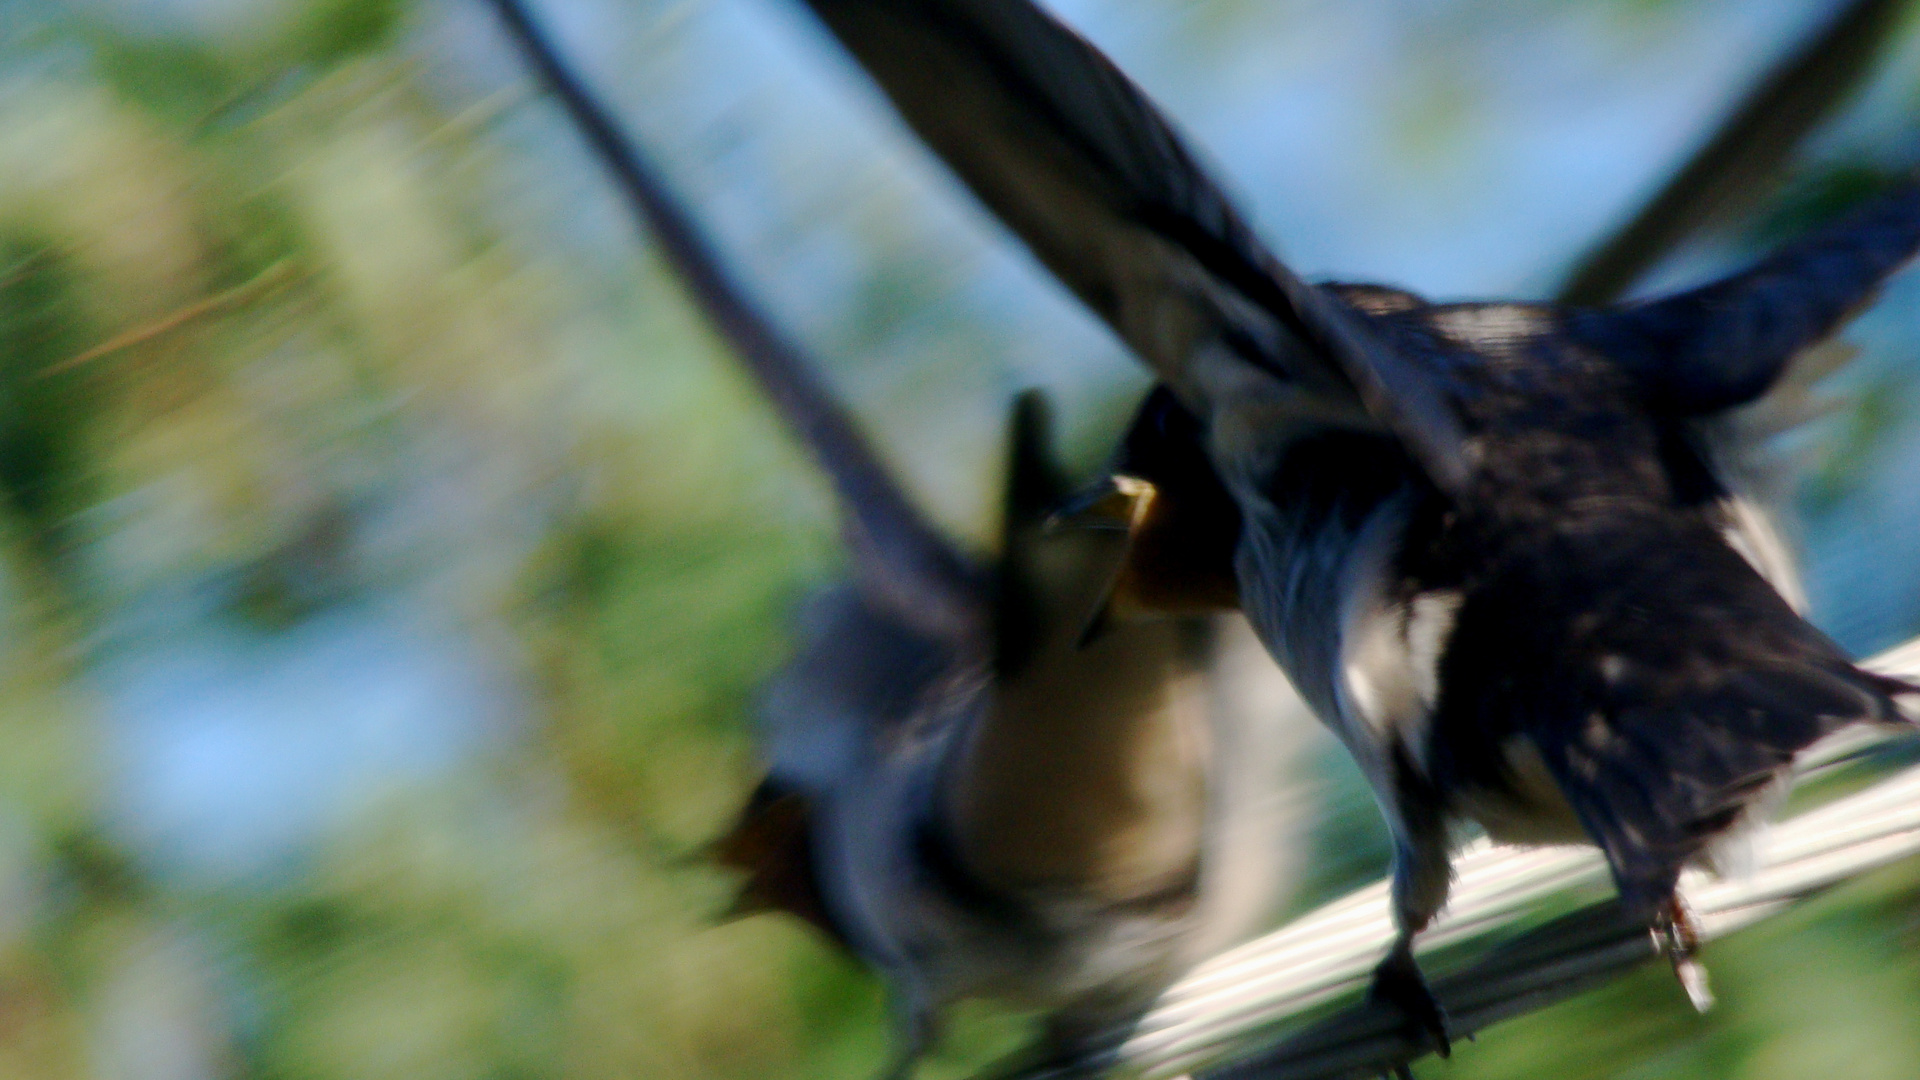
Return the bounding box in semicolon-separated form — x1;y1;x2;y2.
1562;639;1911;918
1441;524;1917;921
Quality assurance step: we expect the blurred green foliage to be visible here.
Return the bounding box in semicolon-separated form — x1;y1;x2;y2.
0;1;1914;1079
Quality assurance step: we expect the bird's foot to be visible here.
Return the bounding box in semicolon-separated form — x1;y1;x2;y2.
1368;940;1452;1061
1655;896;1714;1012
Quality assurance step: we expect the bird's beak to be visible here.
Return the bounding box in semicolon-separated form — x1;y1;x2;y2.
1047;474;1157;534
1038;476;1161;648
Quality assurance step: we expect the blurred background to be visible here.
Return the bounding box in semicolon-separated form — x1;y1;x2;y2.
0;0;1919;1077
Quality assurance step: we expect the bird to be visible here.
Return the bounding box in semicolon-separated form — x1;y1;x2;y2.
790;0;1920;1058
733;392;1288;1077
485;1;1293;1075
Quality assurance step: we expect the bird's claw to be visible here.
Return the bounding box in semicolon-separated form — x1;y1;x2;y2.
1655;896;1715;1013
1368;941;1452;1061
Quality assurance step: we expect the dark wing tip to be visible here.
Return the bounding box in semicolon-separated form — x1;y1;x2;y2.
800;0;1475;494
1004;388;1068;528
489;0;989;642
1567;181;1920;414
1860;668;1920;713
994;389;1067;674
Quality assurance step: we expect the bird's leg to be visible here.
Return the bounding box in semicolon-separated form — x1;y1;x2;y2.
1368;932;1452;1061
1369;765;1454;1072
1654;894;1714;1012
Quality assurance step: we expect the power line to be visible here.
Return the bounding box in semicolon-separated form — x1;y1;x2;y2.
1095;635;1920;1079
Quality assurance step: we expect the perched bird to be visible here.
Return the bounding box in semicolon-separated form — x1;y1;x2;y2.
791;0;1920;1055
486;1;1292;1074
739;394;1286;1076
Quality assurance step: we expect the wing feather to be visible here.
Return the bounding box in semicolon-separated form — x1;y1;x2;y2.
491;0;987;640
799;0;1472;490
1566;183;1920;414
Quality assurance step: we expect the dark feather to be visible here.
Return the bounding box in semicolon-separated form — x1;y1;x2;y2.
712;781;850;944
1427;506;1910;917
1566;183;1920;414
490;0;987;642
994;390;1074;676
798;0;1472;491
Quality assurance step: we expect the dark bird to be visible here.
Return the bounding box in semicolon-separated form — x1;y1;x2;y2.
790;0;1920;1057
485;2;1293;1074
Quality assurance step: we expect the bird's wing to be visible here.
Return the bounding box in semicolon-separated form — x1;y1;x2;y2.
1557;0;1907;304
797;0;1472;492
490;0;987;642
1565;182;1920;415
711;779;847;944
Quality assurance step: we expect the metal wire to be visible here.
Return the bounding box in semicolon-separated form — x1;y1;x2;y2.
1092;633;1920;1080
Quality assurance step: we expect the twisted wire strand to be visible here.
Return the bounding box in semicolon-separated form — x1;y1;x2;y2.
1091;633;1920;1080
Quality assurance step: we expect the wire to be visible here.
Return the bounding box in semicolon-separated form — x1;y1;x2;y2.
1084;634;1920;1080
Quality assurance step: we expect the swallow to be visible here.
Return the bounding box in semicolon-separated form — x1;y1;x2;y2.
791;0;1920;1057
486;2;1291;1074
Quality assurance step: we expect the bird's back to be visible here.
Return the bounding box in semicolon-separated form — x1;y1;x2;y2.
1352;297;1913;915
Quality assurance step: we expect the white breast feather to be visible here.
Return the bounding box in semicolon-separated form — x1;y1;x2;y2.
1341;589;1462;772
1718;495;1806;612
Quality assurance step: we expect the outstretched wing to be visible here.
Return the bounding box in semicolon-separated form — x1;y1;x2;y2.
1566;182;1920;415
797;0;1471;492
490;0;987;642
